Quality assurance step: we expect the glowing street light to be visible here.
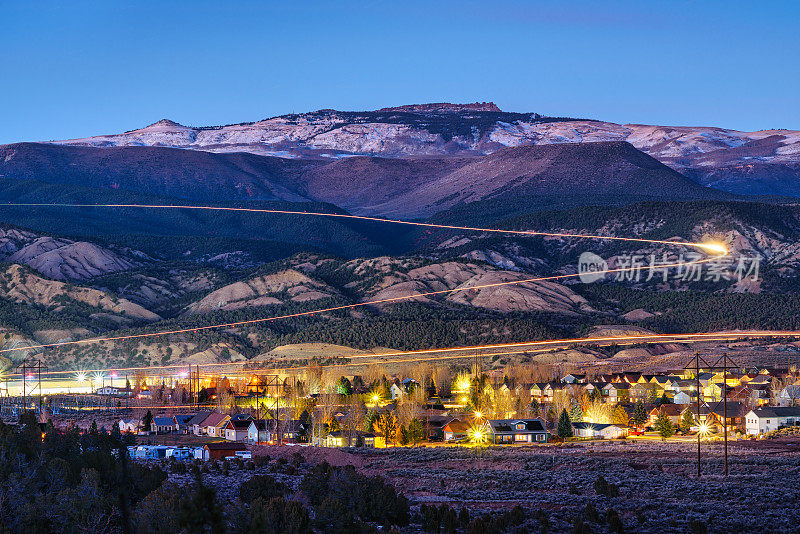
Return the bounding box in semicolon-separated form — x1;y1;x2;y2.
76;372;87;382
469;426;487;445
457;377;472;392
474;410;483;419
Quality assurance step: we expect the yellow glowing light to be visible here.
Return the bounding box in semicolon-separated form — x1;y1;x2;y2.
458;378;472;391
698;423;710;435
474;411;483;419
470;427;487;444
699;242;728;255
371;394;380;404
76;372;86;382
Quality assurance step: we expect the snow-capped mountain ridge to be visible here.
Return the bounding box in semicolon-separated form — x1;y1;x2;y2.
42;103;800;196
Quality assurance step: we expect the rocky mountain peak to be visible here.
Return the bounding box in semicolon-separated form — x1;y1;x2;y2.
376;102;502;113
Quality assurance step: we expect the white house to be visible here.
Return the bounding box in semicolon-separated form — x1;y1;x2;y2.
777;385;800;407
745;407;800;435
96;386;120;396
673;391;694;405
390;383;404;400
572;422;628;439
118;419;139;433
224;420;251;442
247;420;274;444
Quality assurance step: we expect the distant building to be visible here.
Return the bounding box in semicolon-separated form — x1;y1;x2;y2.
151;416;176;434
224;420;251;442
745;407;800;435
484;419;549;444
202;442;247;461
778;385;800;407
442;419;470;442
119;419;139;433
572;422;627;439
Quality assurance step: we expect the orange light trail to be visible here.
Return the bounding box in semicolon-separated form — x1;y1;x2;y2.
8;329;798;379
0;257;716;365
0;203;729;254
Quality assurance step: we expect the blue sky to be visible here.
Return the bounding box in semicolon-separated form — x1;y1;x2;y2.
1;1;798;144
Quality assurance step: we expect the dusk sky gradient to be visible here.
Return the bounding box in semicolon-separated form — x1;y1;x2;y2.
2;1;798;144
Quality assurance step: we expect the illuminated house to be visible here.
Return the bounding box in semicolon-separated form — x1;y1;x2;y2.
484;419;549;444
572;422;627;439
745;407;800;435
443;419;470;442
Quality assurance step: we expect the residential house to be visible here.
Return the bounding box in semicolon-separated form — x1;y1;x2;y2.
443;419;470;442
648;404;684;427
777;385;800;407
390;382;404;400
224;420;251;442
189;411;212;436
202;442;247;461
584;382;608;397
484;419;549;444
318;430;375;448
730;383;770;406
151;416;176;434
621;373;643;384
96;386;120;396
118;419;139;433
424;415;452;441
542;382;563;402
529;383;548;399
174;414;196;434
630;382;663;402
603;382;630;404
705;401;745;431
745;407;800;435
572;422;627;439
561;373;587;384
247;420;275;444
281;420;308;443
202;413;231;438
673;391;694;405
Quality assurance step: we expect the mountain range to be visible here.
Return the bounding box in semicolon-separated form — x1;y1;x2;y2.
42;102;800;197
0;102;799;369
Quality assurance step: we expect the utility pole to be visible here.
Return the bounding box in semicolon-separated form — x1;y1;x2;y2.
695;353;702;478
722;353;729;477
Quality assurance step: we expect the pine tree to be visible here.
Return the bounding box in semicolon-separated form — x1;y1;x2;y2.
681;408;696;431
569;399;583;423
654;412;674;439
632;400;647;428
557;409;573;438
142;410;154;432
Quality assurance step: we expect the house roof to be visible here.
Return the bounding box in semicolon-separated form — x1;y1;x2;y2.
174;414;195;424
202;413;230;428
226;420;251;431
487;419;547;433
152;417;175;426
652;404;683;416
750;406;800;418
204;442;246;451
231;413;254;422
443;420;470;433
248;419;277;431
188;411;212;426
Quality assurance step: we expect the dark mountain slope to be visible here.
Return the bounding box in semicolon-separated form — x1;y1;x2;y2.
0;142;322;202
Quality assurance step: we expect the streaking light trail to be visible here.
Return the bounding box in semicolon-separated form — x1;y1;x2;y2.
0;257;716;361
0;203;729;255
